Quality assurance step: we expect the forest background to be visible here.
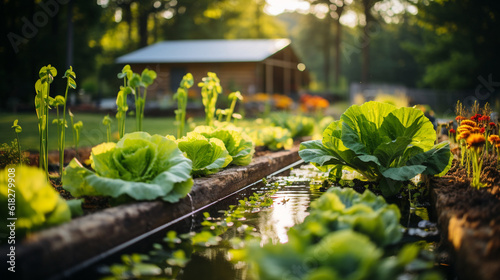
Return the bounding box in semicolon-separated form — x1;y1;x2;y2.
1;0;499;111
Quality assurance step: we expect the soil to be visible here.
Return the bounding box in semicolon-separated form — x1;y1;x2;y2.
430;155;500;280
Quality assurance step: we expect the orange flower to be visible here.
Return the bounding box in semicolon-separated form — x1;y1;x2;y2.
457;124;474;133
466;134;486;149
488;134;500;144
457;131;471;140
460;120;477;127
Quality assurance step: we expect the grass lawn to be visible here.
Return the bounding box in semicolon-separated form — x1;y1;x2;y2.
0;112;187;151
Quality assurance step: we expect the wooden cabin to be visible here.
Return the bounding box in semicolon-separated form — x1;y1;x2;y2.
116;39;310;99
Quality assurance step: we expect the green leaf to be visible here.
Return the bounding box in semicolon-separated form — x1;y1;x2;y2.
63;132;193;202
11;119;22;133
177;132;232;176
141;68;157;87
193;126;255;166
39;64;57;84
1;166;71;238
128;73;142;89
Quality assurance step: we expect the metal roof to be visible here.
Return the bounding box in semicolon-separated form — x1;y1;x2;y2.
116;39;291;64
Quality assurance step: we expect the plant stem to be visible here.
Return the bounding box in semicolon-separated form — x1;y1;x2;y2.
15;133;21;165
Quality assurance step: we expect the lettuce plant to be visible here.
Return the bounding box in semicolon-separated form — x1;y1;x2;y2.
175;132;232;176
193;126;254;166
0;166;79;239
245;126;293;151
299;101;453;196
63;132;193;203
246;187;419;280
290;187;403;247
270;113;315;139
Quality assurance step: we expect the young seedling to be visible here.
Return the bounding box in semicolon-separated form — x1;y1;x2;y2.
199;72;222;127
173;73;194;138
137;69;157;131
226;91;243;123
11;119;22;164
35;64;57;175
116;86;132;139
60;66;77;172
102;115;113;142
73;121;83;157
52;95;66;175
117;64;133;87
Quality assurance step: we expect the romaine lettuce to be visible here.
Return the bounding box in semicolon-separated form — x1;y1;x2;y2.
63;132;193;203
192;126;254;166
176;132;232;176
299;101;453;196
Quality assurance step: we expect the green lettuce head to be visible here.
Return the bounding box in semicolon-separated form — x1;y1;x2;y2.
176;132;232;176
193;126;254;166
1;166;74;239
63;132;193;203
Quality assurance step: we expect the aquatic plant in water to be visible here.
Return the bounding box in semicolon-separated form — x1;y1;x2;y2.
299;101;453;196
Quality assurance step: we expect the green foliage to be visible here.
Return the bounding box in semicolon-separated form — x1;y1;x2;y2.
11;120;22;165
245;126;293;151
193;125;255;166
63;132;193;203
35;64;57;176
115;86;132;139
175;132;232;176
291;187;403;247
225;91;243;123
173;73;194;138
0;140;29;168
269;113;316;139
198;72;222;127
299;101;453;196
102;115;113;143
246;187;421;280
0;166;78;239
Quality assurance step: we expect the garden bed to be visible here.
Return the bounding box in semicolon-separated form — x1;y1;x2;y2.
0;146;300;280
429;156;500;280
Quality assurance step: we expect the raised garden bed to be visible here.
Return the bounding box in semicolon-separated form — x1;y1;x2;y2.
429;156;500;280
0;146;300;280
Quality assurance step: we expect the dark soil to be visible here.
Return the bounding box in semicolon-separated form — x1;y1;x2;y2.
430;155;500;280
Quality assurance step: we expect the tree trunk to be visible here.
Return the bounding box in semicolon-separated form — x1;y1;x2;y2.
138;4;149;48
361;0;372;84
334;6;344;86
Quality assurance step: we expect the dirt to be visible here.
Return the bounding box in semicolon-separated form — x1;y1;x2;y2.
430;156;500;280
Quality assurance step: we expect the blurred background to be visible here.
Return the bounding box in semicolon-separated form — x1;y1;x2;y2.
1;0;499;116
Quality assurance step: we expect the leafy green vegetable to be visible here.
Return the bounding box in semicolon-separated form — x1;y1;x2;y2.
270;113;316;139
299;101;453;196
291;187;403;247
176;132;232;176
1;166;77;238
63;132;193;203
245;126;293;151
246;187;419;280
193;126;254;166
